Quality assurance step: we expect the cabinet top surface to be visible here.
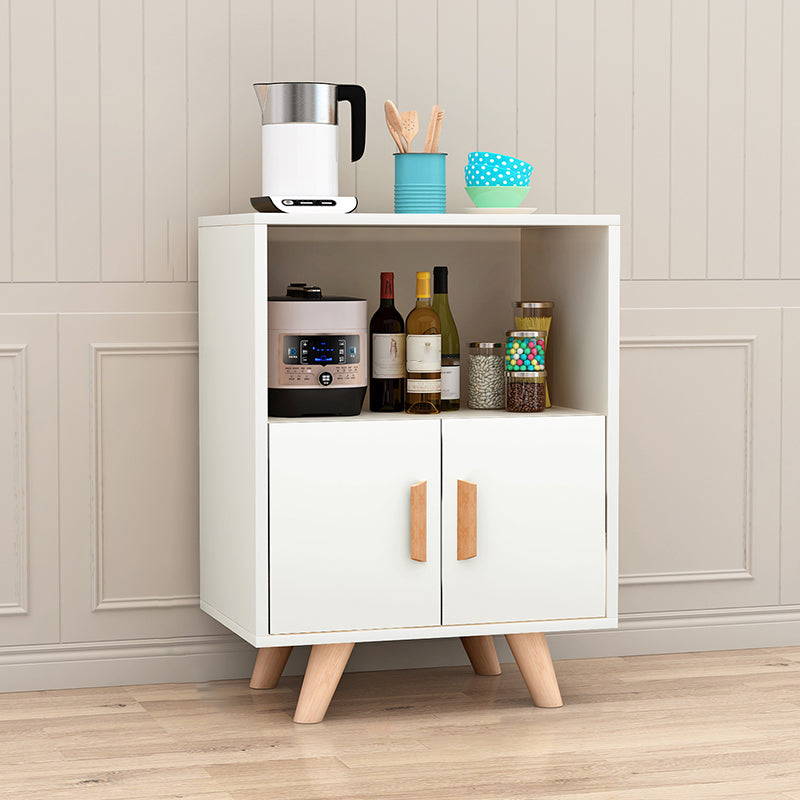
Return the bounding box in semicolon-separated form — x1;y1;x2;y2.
198;212;620;228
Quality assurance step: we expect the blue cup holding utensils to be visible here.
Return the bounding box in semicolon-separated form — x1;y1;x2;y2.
394;153;447;213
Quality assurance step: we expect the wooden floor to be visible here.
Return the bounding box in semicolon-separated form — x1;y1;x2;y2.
2;646;800;799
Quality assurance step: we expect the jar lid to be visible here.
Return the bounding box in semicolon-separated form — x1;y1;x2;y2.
506;330;547;339
513;301;554;310
507;370;547;379
469;342;504;349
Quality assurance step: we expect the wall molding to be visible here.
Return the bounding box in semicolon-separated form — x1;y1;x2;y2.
90;342;199;612
619;334;755;586
0;346;28;617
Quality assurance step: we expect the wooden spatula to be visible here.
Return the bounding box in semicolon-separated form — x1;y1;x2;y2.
400;110;419;151
423;105;439;152
431;110;444;152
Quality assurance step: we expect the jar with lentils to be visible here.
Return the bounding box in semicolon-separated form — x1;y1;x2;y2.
505;330;548;413
467;342;505;409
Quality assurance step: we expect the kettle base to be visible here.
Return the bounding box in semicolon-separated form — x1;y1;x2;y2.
268;386;366;418
251;196;358;214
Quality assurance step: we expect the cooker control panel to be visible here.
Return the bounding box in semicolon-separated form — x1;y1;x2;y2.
278;333;364;387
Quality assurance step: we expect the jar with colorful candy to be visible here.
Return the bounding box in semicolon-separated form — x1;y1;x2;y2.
505;330;547;413
505;330;546;373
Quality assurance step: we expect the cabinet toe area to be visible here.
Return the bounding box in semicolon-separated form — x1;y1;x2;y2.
505;632;563;708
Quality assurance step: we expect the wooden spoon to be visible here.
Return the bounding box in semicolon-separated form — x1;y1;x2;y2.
384;100;407;152
400;110;419;151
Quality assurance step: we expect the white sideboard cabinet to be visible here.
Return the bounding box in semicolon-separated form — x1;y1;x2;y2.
198;213;620;723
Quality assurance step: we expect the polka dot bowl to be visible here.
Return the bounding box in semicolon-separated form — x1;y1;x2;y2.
465;151;533;187
465;185;530;208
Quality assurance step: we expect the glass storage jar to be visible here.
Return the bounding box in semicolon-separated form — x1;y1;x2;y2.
467;342;505;409
505;330;547;373
506;370;547;413
512;302;553;407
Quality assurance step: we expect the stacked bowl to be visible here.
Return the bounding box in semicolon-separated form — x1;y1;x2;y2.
464;151;532;208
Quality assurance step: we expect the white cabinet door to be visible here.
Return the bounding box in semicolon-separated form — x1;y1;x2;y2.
269;418;441;634
441;415;607;626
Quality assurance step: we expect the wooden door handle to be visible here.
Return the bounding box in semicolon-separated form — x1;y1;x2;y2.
457;480;477;560
410;480;427;562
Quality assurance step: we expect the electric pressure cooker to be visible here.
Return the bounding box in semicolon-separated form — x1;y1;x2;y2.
268;283;367;417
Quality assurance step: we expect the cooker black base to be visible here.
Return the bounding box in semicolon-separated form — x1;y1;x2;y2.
268;386;367;418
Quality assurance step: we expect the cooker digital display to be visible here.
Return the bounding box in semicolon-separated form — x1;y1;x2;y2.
282;335;360;366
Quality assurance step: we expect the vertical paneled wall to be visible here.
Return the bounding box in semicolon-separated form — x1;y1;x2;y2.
1;0;798;281
2;0;800;682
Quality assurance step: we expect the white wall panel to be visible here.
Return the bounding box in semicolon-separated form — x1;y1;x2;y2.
272;0;314;81
781;309;800;604
230;0;271;214
0;0;9;282
595;0;633;279
555;0;594;214
187;0;230;281
144;0;188;282
620;308;781;613
56;0;101;283
782;2;800;280
10;0;56;282
439;0;477;212
743;0;781;280
314;0;356;199
707;0;745;280
354;0;396;212
100;0;144;282
517;0;555;214
0;314;59;646
631;0;671;279
670;0;708;280
476;0;516;158
58;313;223;643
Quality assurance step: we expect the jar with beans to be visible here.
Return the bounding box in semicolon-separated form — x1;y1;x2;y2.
505;330;548;413
467;342;505;409
506;370;547;413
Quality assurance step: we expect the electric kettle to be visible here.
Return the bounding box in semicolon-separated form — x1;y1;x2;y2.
252;82;366;213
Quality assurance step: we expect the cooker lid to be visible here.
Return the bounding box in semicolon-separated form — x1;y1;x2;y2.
268;283;364;302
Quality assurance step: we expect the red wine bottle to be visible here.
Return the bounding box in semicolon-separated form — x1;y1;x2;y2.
369;272;405;412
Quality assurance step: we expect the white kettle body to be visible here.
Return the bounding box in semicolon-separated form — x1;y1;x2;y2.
261;123;338;197
254;82;366;199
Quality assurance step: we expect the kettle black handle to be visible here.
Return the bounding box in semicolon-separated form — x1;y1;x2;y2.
336;84;367;163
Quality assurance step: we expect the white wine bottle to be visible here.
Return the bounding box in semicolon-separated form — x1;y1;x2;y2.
432;265;460;411
405;271;441;414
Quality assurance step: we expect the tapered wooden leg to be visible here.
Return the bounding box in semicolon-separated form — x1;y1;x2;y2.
293;642;355;724
249;646;293;690
460;635;502;676
505;632;563;708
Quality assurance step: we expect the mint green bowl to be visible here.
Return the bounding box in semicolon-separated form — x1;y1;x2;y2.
465;185;530;208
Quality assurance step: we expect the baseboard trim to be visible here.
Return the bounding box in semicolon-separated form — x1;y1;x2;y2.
3;605;800;692
0;635;255;693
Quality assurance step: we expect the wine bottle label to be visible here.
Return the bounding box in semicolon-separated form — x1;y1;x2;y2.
406;378;441;394
440;365;460;400
406;334;441;373
371;333;405;378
